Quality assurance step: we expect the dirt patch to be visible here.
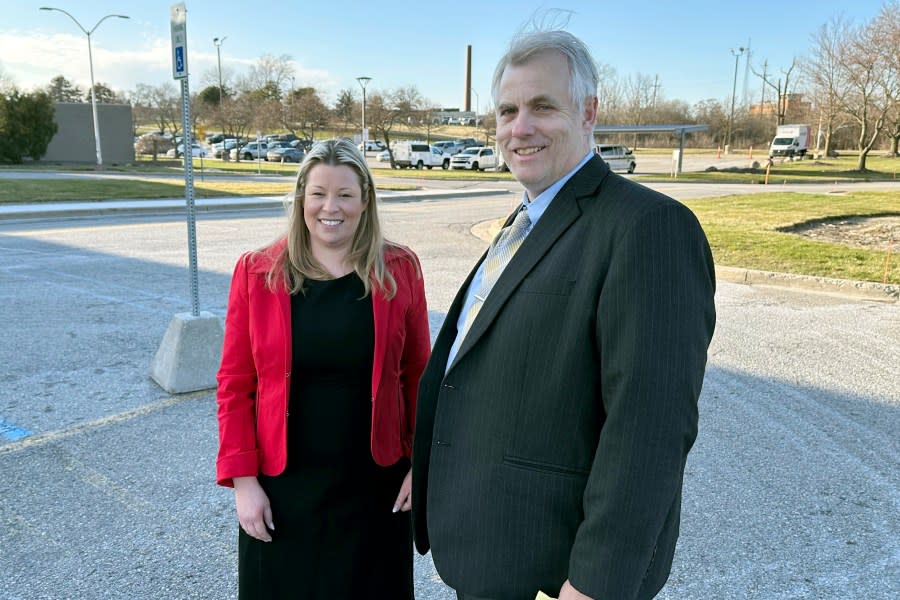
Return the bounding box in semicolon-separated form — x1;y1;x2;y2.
780;215;900;251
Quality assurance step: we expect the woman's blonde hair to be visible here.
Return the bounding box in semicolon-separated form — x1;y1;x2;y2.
263;137;397;298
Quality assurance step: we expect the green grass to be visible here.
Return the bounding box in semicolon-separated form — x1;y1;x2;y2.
0;179;417;203
681;191;899;284
638;153;900;184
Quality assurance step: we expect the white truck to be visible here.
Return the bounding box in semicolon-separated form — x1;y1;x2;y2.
450;146;498;171
391;141;451;169
768;124;811;159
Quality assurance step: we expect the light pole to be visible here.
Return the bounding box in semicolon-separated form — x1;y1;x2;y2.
356;76;372;145
287;75;295;129
213;36;227;101
725;46;745;153
40;7;129;167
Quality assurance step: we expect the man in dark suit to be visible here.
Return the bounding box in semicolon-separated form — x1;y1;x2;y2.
412;28;716;600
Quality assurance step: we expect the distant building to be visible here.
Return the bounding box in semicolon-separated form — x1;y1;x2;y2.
749;93;812;119
43;102;135;164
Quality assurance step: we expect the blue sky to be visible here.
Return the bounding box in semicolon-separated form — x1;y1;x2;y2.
1;0;886;112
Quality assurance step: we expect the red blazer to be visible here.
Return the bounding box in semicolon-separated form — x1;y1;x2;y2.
216;240;430;486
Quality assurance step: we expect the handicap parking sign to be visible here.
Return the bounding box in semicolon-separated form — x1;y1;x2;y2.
170;3;188;79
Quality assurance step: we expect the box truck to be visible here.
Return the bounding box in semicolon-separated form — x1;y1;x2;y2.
768;124;811;159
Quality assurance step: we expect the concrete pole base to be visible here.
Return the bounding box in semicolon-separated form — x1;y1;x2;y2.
150;312;224;394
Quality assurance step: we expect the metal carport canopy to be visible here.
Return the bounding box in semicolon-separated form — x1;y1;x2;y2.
592;124;709;174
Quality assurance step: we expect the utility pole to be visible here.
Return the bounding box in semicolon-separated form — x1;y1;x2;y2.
725;46;746;153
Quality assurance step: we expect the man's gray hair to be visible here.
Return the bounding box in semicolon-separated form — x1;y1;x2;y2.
491;29;599;111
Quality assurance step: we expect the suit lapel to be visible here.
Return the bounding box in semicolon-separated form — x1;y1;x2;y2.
448;157;608;371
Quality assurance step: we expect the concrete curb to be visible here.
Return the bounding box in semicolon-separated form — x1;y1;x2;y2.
715;265;899;303
472;218;899;304
0;188;512;221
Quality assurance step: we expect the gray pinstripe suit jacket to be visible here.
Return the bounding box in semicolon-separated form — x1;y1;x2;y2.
412;156;716;600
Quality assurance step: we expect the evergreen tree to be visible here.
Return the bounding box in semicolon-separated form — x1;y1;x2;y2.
0;91;58;163
47;75;83;102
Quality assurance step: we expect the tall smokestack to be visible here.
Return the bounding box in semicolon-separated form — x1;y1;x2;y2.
465;45;472;112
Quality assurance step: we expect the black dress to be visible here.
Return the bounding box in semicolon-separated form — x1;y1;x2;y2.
238;273;412;600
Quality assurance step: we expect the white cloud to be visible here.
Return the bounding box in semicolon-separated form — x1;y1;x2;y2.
1;30;339;101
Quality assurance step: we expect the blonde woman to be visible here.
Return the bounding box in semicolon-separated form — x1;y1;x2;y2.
216;138;429;599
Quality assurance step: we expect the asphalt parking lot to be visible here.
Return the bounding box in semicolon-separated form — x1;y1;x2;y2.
0;189;898;599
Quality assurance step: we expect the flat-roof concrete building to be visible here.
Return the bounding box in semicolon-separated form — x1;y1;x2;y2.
43;102;134;164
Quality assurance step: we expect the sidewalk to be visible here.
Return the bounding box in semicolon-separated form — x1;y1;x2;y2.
0;187;512;221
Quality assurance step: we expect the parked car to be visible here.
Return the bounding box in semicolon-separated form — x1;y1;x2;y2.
266;147;304;163
166;143;208;158
291;139;314;151
212;138;239;158
377;149;391;162
391;141;451;169
450;146;498;171
133;133;174;156
230;142;269;161
594;144;636;173
431;140;464;155
358;140;386;152
455;137;482;148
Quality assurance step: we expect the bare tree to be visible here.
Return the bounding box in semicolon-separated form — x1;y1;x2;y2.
393;86;424;119
219;92;257;159
247;54;295;93
286;87;330;142
691;99;728;147
417;100;442;143
805;16;854;158
838;17;893;170
872;0;900;156
479;108;497;147
622;73;656;148
595;62;622;123
131;83;181;138
365;88;422;168
750;58;799;125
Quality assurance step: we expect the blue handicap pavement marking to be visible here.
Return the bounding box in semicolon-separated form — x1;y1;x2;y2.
0;416;32;441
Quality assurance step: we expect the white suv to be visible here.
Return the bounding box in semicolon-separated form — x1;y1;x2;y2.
231;142;269;161
594;144;636;173
450;147;498;171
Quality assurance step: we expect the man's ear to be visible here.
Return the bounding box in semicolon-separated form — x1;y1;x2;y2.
583;96;598;130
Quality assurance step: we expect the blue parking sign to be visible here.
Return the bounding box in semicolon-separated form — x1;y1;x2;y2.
170;3;188;80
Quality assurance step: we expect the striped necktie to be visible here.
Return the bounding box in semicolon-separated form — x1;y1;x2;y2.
457;205;531;342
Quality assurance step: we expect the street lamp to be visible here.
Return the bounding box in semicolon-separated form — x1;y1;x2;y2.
40;7;129;167
356;76;372;145
725;46;745;153
213;36;226;101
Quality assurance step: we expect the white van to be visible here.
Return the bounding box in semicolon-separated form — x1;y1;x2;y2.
392;141;450;169
594;144;636;173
